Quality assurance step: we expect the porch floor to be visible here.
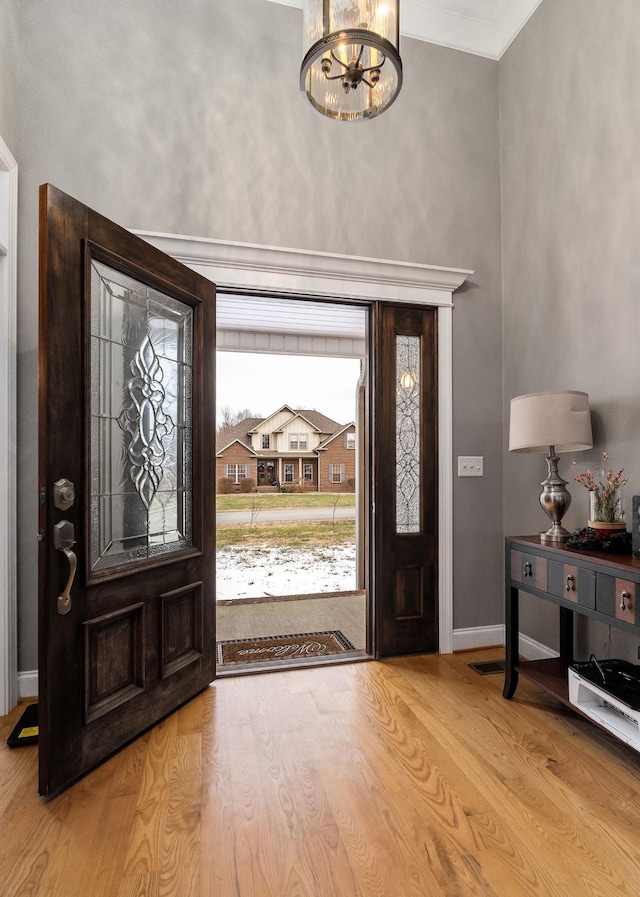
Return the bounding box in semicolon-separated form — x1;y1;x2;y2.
216;590;367;658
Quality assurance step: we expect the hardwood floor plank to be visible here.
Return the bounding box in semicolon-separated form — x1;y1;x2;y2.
79;791;142;897
117;872;161;897
123;714;179;877
158;733;203;897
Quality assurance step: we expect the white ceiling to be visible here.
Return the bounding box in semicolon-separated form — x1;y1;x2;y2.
266;0;544;60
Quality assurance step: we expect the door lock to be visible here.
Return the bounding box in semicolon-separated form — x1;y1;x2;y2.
53;478;75;511
53;520;77;615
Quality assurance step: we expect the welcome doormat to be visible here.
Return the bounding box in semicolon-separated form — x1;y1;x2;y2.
217;630;357;666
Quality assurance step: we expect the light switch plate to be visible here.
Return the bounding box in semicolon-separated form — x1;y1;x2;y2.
458;456;483;477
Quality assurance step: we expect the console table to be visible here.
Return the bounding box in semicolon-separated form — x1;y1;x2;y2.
504;536;640;712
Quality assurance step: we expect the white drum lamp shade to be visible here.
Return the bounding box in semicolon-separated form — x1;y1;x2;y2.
509;390;593;453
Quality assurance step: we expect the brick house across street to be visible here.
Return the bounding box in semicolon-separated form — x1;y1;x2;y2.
216;405;356;493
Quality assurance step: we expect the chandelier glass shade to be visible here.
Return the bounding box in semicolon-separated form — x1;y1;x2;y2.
300;0;402;121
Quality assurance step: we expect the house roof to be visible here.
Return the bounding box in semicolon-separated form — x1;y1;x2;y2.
216;418;263;454
216;408;346;455
280;409;343;434
316;422;356;451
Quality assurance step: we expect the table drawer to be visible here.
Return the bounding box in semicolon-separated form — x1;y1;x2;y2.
510;550;547;591
596;574;637;624
548;561;595;608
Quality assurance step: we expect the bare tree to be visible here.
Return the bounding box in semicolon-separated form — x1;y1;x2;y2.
330;492;341;532
248;492;261;530
217;405;261;435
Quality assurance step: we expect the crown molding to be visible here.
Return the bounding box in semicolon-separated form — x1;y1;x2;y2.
134;232;472;307
266;0;543;59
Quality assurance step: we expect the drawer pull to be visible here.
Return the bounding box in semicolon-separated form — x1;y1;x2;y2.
523;562;532;578
620;590;631;611
566;574;575;592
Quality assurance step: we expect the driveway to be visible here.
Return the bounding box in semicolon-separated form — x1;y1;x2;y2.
216;506;356;525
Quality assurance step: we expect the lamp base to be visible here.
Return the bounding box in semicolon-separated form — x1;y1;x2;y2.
539;448;572;543
540;525;570;542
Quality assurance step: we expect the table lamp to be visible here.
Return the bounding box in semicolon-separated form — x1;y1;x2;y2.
509;390;593;542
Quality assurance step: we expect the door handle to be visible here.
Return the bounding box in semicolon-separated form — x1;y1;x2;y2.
53;520;77;616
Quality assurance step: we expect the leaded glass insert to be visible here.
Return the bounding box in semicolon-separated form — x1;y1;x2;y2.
396;335;421;534
89;259;193;572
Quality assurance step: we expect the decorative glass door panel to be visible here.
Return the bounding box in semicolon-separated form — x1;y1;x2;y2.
395;334;421;534
89;259;193;574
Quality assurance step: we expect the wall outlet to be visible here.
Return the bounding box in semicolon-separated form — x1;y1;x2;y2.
458;456;483;477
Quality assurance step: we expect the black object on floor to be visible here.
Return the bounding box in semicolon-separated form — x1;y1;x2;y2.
468;660;506;675
7;702;38;748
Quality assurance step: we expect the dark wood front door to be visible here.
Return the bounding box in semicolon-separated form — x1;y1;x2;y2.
374;304;438;657
38;185;217;797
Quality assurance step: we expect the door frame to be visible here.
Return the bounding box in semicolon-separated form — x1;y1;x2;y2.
0;135;18;715
136;232;472;653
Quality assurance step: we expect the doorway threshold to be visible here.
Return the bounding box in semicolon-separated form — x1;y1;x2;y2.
216;650;371;677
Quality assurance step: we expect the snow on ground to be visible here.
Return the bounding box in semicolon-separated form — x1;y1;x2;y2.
216;543;356;600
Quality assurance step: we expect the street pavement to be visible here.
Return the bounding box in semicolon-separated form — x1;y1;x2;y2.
216;506;356;525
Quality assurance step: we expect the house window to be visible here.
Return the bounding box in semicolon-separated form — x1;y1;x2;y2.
284;463;294;483
303;463;313;481
329;463;345;484
224;463;249;484
289;433;308;450
345;432;356;450
261;434;271;449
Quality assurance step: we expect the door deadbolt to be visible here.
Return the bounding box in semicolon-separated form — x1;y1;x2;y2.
53;478;75;511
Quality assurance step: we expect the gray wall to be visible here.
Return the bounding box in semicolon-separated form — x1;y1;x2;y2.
12;0;504;671
0;0;18;152
501;0;640;657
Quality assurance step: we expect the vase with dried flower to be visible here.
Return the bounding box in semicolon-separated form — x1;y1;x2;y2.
571;452;628;530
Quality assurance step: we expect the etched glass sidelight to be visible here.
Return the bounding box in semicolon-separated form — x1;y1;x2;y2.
396;335;421;534
89;260;193;572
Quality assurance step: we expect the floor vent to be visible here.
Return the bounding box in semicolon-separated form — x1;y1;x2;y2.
468;660;506;675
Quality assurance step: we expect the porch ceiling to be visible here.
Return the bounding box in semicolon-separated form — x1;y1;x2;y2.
217;293;367;358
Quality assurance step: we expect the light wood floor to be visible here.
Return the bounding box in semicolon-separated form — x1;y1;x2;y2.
1;648;640;896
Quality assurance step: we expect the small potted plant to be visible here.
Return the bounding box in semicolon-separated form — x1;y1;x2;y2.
571;452;628;530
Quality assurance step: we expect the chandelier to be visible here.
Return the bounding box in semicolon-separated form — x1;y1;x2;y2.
300;1;402;121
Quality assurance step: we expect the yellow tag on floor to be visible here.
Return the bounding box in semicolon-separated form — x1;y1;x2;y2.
19;727;38;739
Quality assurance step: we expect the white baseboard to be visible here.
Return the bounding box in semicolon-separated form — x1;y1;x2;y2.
452;624;504;651
18;670;38;699
518;634;558;661
452;624;558;662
